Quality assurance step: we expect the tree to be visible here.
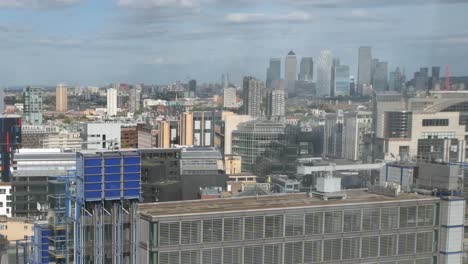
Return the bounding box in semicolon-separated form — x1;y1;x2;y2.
0;234;9;263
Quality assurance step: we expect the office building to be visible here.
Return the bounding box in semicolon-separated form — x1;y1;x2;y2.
358;46;372;93
0;216;33;241
0;116;22;182
222;114;254;156
55;83;67;112
180;111;221;147
334;65;350;96
323;112;344;158
42;130;81;150
188;79;196;97
138;124;158;148
223;87;237;108
129;85;142;113
417;138;465;163
121;125;138;148
11;149;76;218
285;50;297;92
21;125;59;148
140;148;181;202
242;76;264;117
232;120;286;172
23;86;43;125
179;147;227;200
266;58;281;89
373;61;388;91
106;87;117;117
389;67;403;92
138;189;465;264
0;88;4;114
266;89;285;120
342;111;373;161
157;120;171;148
316;49;333;96
430;66;440;90
0;183;11;217
298;57;313;82
82;123;121;150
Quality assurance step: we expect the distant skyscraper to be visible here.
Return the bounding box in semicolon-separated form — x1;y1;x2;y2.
266;58;281;89
357;46;372;93
389;67;403;92
330;58;340;96
223;87;237;108
0;88;4;114
371;58;379;83
373;61;388;92
316;49;333;97
129;85;141;113
266;89;285;119
285;50;297;93
188;79;196;97
243;76;264;117
23;86;43;125
298;57;313;82
431;66;440;90
55;83;68;112
334;65;350;96
107;87;117;117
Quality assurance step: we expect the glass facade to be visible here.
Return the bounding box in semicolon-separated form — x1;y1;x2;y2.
144;203;438;264
231;120;286;172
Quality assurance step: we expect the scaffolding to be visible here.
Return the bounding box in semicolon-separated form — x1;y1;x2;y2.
16;236;33;264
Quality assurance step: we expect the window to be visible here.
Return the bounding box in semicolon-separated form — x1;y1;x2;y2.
223;217;243;241
422;118;449;126
323;239;341;261
159;222;180;246
304;240;321;263
264;244;283;264
159;251;179;264
361;236;379;258
6;196;11;201
416;232;433;253
202;248;222;264
284;242;303;264
324;211;342;233
342;237;360;260
0;202;3;208
203;218;222;243
343;209;361;232
380;234;397;256
285;214;303;237
265;215;284;238
6;202;11;207
180;250;199;264
0;189;5;194
400;206;417;228
305;212;323;234
362;208;380;230
181;220;201;245
223;247;242;264
381;207;398;230
244;216;263;240
243;245;262;264
417;205;434;226
398;233;416;255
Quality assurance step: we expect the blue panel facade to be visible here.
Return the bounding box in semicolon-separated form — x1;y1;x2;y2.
77;151;141;202
33;224;51;264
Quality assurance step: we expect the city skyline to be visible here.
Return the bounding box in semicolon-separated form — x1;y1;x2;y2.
0;0;467;86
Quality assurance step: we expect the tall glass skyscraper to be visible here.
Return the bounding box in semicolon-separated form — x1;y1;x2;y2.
298;57;313;82
357;46;372;92
334;65;350;96
373;61;388;91
22;86;43;125
266;58;281;89
316;50;333;96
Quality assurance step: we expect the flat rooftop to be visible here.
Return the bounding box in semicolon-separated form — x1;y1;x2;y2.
138;189;438;219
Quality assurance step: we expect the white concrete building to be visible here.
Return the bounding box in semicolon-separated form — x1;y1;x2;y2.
342;111;373;161
0;183;12;217
82;123;121;150
106;88;117;117
223;87;237;108
42;131;82;150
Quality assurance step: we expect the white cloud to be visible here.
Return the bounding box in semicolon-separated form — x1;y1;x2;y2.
225;11;312;24
0;0;80;8
35;38;83;47
117;0;210;8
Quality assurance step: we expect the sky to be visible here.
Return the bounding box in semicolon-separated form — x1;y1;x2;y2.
0;0;468;87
